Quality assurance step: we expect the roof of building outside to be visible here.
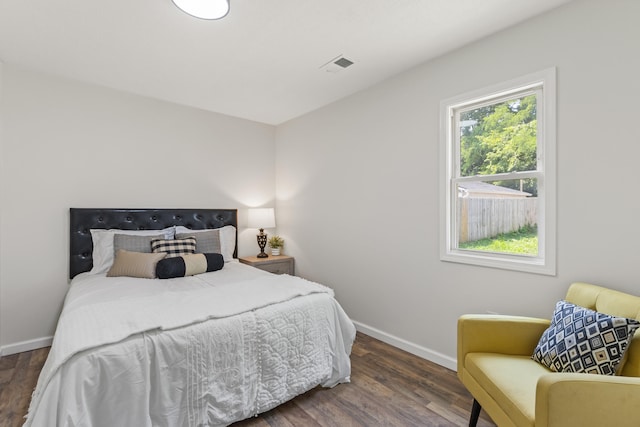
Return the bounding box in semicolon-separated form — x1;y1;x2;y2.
458;181;531;197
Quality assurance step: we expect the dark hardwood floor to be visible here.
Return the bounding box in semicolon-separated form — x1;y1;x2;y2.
0;333;496;427
0;346;49;427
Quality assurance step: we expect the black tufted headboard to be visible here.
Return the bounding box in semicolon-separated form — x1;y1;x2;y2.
70;208;238;280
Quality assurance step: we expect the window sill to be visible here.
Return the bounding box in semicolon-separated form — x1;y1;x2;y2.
441;250;556;276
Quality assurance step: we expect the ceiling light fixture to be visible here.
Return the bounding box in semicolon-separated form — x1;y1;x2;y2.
172;0;230;20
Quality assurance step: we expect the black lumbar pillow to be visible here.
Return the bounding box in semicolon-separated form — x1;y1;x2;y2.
156;253;224;279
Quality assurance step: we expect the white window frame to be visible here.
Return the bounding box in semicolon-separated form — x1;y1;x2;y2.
439;68;556;275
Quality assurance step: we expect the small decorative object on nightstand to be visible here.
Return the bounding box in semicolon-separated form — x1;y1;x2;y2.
268;235;284;256
239;255;295;276
247;208;276;258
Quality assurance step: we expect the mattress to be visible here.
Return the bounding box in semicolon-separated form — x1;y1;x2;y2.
25;262;356;427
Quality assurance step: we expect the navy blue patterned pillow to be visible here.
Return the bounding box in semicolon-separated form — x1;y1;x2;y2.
532;300;640;375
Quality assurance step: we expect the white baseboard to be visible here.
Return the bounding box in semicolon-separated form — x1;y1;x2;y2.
353;321;457;371
0;336;53;357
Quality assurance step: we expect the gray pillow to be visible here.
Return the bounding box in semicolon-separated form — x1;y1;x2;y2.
113;233;164;254
176;229;221;254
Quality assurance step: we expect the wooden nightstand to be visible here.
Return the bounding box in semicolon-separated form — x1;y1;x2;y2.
239;255;295;275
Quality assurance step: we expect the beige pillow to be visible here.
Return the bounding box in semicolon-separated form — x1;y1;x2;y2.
107;250;166;279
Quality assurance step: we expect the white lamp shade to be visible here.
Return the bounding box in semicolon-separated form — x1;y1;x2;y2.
172;0;230;20
247;208;276;229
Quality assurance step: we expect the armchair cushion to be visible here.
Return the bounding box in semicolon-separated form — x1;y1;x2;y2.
466;353;551;426
532;300;640;375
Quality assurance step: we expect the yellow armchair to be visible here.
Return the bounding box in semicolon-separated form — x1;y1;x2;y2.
457;282;640;427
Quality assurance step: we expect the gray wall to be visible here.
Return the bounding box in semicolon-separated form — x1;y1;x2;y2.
275;0;640;368
0;66;276;352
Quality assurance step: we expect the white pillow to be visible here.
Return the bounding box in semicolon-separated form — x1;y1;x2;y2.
174;225;236;262
90;227;175;275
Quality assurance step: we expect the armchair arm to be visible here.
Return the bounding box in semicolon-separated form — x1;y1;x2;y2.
536;373;640;427
457;314;550;374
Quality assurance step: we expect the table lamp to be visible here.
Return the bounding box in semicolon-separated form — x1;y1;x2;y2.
247;208;276;258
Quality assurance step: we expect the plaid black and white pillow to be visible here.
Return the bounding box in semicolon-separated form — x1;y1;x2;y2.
151;237;196;258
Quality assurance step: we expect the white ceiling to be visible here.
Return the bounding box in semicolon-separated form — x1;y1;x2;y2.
0;0;572;125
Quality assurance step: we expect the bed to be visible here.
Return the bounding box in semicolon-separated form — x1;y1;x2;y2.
25;208;356;427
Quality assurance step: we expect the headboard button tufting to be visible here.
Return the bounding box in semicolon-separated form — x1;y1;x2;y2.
70;208;237;280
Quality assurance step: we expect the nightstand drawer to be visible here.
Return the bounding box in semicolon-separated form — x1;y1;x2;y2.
239;255;295;276
259;261;293;275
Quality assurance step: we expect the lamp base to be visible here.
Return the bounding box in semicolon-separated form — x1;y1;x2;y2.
256;229;269;258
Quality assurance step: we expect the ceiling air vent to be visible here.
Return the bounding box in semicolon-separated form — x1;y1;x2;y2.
320;55;355;73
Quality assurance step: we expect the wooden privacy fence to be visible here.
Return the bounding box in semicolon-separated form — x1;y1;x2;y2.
458;197;538;243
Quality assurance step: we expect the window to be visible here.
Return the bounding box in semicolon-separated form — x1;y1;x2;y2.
440;68;556;275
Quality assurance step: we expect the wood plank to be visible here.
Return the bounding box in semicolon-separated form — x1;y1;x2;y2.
0;351;33;427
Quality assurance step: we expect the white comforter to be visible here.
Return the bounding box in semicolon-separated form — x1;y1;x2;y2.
25;262;356;427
